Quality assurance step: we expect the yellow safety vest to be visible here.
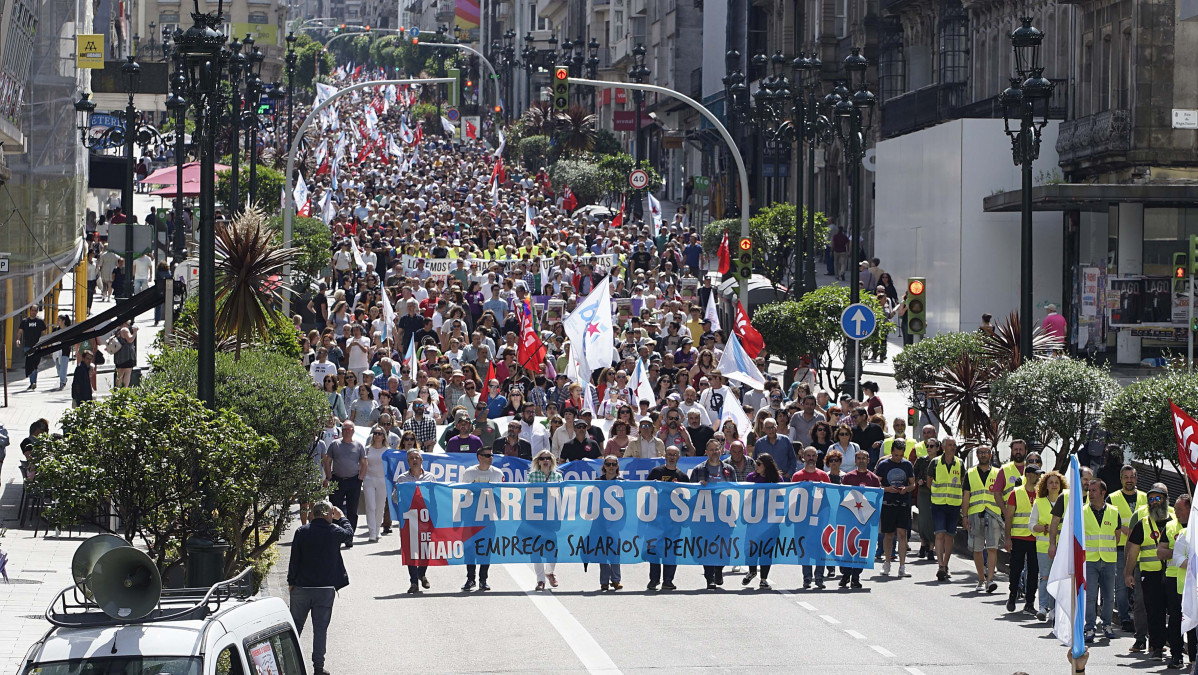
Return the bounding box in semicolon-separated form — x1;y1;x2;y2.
930;457;963;506
1011;488;1034;538
908;441;928;460
1034;491;1067;554
882;435;908;458
1135;505;1166;572
1163;519;1183;590
1000;462;1024;501
1109;489;1146;548
1083;504;1119;563
965;467;1001;517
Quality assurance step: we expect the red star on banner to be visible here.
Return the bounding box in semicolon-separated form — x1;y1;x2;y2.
586;322;601;337
399;487;486;567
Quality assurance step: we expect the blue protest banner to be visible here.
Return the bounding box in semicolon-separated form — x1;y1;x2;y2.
392;480;882;568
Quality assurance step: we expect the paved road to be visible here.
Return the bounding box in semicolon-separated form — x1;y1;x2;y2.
268;522;1165;675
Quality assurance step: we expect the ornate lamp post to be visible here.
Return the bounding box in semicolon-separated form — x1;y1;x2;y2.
243;37;267;210
795;52;833;294
833;47;875;395
166;56;189;260
630;44;649;164
722;50;748;218
225;37;245;215
1000;17;1053;361
285;31;298;151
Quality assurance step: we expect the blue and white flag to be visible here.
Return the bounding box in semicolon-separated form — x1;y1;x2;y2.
563;276;614;380
704;290;721;334
717;333;766;391
631;359;656;406
1047;455;1087;657
380;281;396;343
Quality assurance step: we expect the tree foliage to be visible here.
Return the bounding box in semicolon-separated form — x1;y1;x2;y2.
31;388;277;571
142;349;329;578
293;34;336;93
1102;370;1198;481
892;331;985;398
700;204;828;278
546;160;605;206
991;358;1117;471
165;295;301;359
216;164;286;213
596;154;662;202
270;214;331;291
519;135;552;172
754;287;892;390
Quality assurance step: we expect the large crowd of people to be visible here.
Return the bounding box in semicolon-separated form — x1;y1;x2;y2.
284;74;1194;672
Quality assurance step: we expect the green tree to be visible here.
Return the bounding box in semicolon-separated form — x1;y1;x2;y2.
700;206;826;276
593;129;621;156
991;358;1117;471
892;332;985;398
753;287;892;390
547;160;605;206
519;135;552;172
597;154;662;204
269;214;331;290
294;36;336;92
216;164;286;212
143;349;329;578
165;295;301;359
31;388;276;571
1102;370;1198;481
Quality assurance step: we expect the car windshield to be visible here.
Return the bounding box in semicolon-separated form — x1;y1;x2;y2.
23;656;201;675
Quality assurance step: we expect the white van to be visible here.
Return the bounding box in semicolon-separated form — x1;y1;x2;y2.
19;566;306;675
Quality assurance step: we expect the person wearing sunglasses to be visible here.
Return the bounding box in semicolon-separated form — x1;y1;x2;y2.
743;453;783;589
460;446;505;592
596;457;625;591
913;437;942;561
562;420;602;461
528;450;564;591
360;425;392;543
1123;482;1174;656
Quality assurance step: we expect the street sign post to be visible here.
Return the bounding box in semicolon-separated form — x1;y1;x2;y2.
840;303;876;400
445;107;460;122
628;169;649;190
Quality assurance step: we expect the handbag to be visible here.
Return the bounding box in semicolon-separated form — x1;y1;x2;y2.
105;335;121;355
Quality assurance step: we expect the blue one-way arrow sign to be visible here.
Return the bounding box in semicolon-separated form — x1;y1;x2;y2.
840;303;877;340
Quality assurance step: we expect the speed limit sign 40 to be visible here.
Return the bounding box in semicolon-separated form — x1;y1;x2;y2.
628;169;649;190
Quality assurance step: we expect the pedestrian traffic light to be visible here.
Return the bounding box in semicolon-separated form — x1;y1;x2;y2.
553;67;569;112
1190;235;1198;275
907;405;918;430
1175;252;1189;294
906;277;927;335
735;237;753;281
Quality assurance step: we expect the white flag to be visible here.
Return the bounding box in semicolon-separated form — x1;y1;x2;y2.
718;390;750;442
494;130;506;158
563;276;615;379
441;115;457;136
380;280;396;343
292;172;309;216
348;236;366;271
631;359;656;407
704;290;721;334
319;190;335;225
1046;455;1087;656
646;192;663;238
1182;482;1198;631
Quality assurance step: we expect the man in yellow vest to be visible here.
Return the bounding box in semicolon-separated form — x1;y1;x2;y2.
961;445;1003;594
1158;494;1192;670
928;436;964;582
1124;483;1172;660
990;437;1028;505
1083;479;1121;643
1004;462;1042;614
1110;464;1147;637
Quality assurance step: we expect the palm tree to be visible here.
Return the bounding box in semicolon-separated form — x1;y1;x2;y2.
214;207;298;358
554;105;597;156
521;101;557;136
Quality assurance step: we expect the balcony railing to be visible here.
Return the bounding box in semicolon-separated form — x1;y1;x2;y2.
880;78;1068;139
1055;109;1131;167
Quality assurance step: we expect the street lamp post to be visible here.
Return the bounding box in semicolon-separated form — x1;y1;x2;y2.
798;54;832;294
285;32;298;152
722;50;748;218
119;55;141;300
833;47;875;396
630;44;648;164
587;38;600;109
1000;17;1053;362
226;38;244;215
166;56;188;260
244;40;266;210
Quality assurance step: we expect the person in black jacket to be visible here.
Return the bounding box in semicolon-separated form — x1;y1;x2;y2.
288;500;352;675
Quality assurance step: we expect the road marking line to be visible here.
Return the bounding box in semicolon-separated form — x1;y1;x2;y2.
820;614;841;625
904;668;927;675
870;645;896;658
504;565;622;675
796;601;817;611
845;629;867;640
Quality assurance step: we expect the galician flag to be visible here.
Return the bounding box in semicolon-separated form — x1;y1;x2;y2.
704;290;721;334
716;333;766;390
646;192;663;238
717;389;750;444
403;332;417;384
292;172;310;217
563;276;614;382
1046;454;1087;658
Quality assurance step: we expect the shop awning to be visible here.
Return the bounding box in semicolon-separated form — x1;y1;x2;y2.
983;183;1198;213
29;282;165;360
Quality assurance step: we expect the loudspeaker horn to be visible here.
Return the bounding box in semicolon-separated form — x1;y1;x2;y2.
71;534;130;600
87;546;162;621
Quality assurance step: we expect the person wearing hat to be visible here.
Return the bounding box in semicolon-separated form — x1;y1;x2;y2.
561;419;602;461
1042;302;1067;342
1004;457;1042;614
859;261;876;294
288;500;352;675
1124;482;1174;658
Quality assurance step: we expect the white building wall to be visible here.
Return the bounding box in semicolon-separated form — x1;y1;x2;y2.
699;0;727;100
874;118;1063;336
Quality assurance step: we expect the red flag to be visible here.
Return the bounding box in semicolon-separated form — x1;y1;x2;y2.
562;185;578;212
475;361;495;424
734;301;764;358
490;157;505;185
1169;400;1198;483
517;303;546;373
610;195;625;229
465;120;477;139
718;232;731;275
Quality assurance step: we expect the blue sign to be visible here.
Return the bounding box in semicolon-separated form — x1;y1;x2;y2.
840;303;877;340
392;480;882;567
410;27;420;37
90;113;122;129
445;107;460;122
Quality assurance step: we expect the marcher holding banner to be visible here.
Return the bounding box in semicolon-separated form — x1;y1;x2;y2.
393;449;432;594
529;449;564;591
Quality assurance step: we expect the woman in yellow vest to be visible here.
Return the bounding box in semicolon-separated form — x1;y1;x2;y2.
1031;469;1067;622
1004;463;1041;614
928;436;964;582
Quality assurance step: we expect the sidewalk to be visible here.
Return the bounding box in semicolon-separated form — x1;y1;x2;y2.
0;283;162;672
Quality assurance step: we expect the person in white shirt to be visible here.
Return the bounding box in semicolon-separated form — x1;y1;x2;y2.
677;388;712;426
698;371;737;429
344;324;371;372
309;348;337;385
132;254;154;294
459;447;504;592
518;404;551;457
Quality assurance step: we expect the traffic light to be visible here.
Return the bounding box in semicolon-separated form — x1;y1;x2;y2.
906;277;927;335
1190;235;1198;275
1175;252;1189;293
735;237;753;281
553;67;569;112
907;405;919;430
